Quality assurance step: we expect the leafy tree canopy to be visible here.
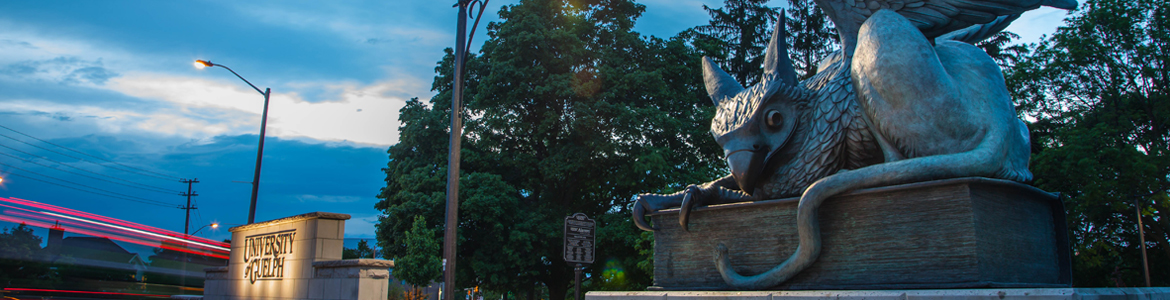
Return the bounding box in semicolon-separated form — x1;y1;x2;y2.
343;240;378;259
1005;0;1169;286
376;0;722;298
783;0;838;80
688;0;779;86
0;223;52;288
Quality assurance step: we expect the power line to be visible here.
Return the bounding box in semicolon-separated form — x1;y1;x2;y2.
0;162;181;207
0;172;179;208
0;143;183;194
0;124;181;180
0;152;180;195
0;125;180;180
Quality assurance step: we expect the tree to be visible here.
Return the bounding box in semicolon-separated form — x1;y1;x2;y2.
976;31;1026;68
1005;0;1169;286
688;0;780;85
0;223;53;288
392;216;442;287
343;240;377;259
783;0;838;80
376;0;723;298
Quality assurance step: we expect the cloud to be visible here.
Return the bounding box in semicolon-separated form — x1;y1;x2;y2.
296;194;363;203
104;72;411;146
226;2;451;47
0;56;120;85
1;16;420;147
0;20;163;72
343;214;379;238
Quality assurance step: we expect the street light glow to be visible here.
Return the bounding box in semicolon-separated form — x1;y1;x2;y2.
211;222;219;229
194;60;212;69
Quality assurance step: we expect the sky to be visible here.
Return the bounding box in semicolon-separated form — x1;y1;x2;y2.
0;0;1074;247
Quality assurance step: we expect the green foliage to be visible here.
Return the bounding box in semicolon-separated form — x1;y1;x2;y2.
1004;0;1169;286
976;31;1026;68
783;0;838;80
392;216;442;287
687;0;780;85
343;240;377;259
377;0;723;298
0;223;53;288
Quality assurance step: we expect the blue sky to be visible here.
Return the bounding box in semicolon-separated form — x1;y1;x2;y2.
0;0;1072;244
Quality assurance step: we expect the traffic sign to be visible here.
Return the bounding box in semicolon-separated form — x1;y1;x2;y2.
563;213;595;264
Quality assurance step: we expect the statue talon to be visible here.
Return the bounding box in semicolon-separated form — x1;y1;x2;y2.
632;195;658;231
678;185;704;232
632;191;688;231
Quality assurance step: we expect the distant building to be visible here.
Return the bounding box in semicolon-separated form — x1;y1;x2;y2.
51;232;148;282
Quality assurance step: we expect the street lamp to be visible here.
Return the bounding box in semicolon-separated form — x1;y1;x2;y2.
194;59;270;224
191;222;219;236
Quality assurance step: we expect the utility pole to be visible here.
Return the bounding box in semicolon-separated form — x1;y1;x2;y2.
179;178;198;292
444;2;489;298
180;178;200;235
443;2;467;296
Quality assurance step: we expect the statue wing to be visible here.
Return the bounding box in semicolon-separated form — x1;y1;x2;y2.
815;0;1077;52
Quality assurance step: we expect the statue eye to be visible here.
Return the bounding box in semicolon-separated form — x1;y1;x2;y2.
765;110;783;128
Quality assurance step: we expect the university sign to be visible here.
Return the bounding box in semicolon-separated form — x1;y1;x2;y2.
205;212;395;300
243;229;296;283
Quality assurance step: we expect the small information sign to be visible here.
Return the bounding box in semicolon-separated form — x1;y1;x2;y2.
563;213;595;264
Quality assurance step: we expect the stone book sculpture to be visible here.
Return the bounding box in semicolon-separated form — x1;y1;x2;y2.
632;0;1078;290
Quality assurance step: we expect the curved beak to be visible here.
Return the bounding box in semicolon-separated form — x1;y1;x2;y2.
726;149;766;196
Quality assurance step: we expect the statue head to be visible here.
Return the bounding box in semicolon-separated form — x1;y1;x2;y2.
703;17;810;196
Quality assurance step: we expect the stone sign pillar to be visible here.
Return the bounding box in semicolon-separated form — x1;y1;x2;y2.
204;212;393;300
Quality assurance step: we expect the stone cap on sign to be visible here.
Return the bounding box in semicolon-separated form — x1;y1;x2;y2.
312;259;395;269
229;211;352;232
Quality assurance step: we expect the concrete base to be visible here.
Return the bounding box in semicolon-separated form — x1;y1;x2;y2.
587;288;1170;300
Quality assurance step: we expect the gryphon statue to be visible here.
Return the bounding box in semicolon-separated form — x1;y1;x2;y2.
633;0;1077;290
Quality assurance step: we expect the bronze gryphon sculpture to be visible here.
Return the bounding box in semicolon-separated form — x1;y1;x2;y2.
633;0;1078;290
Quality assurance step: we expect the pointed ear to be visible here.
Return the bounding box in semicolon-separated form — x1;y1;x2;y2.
762;11;799;86
703;56;743;105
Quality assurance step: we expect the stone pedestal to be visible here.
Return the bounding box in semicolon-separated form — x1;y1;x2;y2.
310;259;394;300
649;178;1071;290
203;212;394;300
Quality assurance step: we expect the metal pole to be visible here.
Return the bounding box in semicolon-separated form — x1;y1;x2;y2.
1135;198;1150;287
248;88;271;224
574;264;583;300
443;2;468;299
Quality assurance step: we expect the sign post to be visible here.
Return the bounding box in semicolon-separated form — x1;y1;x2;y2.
564;213;595;300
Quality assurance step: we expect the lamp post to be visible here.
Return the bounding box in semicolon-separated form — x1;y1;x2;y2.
194;59;270;224
191;222;220;236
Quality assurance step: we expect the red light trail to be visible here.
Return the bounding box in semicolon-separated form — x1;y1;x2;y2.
0;197;229;259
3;288;172;298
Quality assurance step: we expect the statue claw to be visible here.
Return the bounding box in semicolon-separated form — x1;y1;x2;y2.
680;192;693;231
632;195;658;231
679;185;702;232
